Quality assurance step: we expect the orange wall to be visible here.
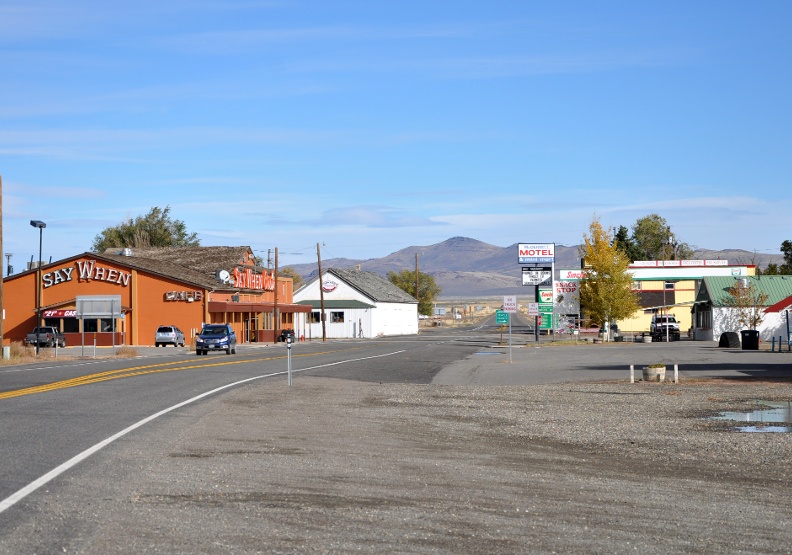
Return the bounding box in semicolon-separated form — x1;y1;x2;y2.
2;256;206;346
3;255;296;346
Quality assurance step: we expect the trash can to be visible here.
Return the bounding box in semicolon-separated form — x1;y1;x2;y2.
740;330;760;350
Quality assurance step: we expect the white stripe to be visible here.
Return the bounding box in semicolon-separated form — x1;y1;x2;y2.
0;372;280;514
0;348;407;515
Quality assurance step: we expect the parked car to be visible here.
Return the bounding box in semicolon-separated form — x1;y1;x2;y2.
195;324;237;355
155;325;186;347
278;329;296;342
25;326;66;348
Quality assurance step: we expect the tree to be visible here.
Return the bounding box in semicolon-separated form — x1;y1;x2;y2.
279;267;303;290
761;240;792;274
387;269;441;316
722;282;768;330
630;214;694;261
613;225;641;262
579;218;640;336
92;206;199;252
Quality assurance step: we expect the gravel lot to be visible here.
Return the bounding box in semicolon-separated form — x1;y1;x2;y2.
3;374;792;554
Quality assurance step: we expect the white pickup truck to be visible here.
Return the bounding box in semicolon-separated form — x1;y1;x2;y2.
650;315;680;341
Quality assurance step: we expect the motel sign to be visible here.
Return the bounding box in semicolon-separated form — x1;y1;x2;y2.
518;243;555;264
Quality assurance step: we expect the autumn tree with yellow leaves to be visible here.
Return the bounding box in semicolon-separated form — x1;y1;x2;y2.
579;218;640;336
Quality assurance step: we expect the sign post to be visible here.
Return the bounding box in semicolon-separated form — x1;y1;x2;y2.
503;296;517;363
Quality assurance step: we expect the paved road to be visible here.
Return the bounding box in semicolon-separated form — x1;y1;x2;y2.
1;323;791;553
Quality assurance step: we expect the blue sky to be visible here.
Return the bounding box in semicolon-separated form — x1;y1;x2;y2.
2;1;790;270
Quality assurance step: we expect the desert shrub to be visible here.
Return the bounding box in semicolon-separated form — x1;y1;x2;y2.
114;346;138;358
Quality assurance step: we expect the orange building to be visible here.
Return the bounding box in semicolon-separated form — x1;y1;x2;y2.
2;246;309;347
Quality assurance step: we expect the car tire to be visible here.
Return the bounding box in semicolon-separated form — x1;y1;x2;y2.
231;347;236;354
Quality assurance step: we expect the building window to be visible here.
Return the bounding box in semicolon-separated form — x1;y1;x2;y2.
310;311;321;323
331;311;344;323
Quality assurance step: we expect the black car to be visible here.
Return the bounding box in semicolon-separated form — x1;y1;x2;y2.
196;324;237;355
278;329;296;343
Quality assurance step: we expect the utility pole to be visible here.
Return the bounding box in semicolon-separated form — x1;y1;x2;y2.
415;252;419;308
273;247;279;343
317;242;326;342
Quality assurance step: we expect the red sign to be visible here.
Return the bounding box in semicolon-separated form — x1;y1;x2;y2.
42;310;77;318
233;268;275;291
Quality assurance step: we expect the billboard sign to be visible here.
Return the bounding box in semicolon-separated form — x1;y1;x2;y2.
518;243;555;264
522;266;552;286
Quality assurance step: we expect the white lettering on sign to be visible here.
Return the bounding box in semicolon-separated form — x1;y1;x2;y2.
518;243;555;264
76;260;132;286
43;261;131;288
164;291;204;302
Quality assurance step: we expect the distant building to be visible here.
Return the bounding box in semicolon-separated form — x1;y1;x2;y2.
557;260;756;335
2;246;308;347
293;267;418;339
691;275;792;342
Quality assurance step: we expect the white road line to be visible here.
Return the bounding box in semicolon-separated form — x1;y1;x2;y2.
0;348;406;515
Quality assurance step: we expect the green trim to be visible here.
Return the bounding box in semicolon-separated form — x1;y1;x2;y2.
296;300;375;309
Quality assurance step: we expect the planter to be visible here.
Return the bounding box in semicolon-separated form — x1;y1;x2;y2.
642;366;666;382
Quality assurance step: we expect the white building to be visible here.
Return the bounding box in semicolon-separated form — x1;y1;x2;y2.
692;275;792;342
293;267;418;339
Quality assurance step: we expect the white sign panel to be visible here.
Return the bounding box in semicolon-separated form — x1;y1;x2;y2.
503;296;517;313
518;243;555;264
527;302;539;316
522;268;552;286
559;269;587;280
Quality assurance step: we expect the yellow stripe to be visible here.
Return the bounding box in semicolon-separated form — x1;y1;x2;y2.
0;347;351;401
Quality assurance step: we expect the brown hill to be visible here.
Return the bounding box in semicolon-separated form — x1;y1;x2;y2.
287;238;784;299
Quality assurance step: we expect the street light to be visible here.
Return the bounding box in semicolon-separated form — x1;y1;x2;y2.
30;220;46;355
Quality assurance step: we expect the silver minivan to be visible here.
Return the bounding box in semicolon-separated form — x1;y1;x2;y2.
155;325;186;347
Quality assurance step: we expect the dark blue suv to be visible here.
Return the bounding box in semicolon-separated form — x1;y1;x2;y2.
196;324;237;355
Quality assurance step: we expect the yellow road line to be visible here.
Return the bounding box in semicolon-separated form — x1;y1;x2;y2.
0;348;351;401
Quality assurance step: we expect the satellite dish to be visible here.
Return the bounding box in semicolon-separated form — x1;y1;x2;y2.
218;270;231;283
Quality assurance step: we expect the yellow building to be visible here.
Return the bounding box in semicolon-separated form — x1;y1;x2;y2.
559;260;756;336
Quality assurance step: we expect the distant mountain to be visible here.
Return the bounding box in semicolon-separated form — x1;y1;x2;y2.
286;237;785;300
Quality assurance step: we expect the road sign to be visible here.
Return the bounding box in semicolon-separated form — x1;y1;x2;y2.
495;310;509;324
522;268;552;286
527;302;539;316
503;296;517;313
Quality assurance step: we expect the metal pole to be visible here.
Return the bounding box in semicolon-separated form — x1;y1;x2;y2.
287;337;292;386
508;313;512;363
30;221;46;355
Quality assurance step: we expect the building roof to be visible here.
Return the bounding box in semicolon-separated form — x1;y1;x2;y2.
297;267;417;304
697;275;792;307
102;246;254;283
331;267;417;303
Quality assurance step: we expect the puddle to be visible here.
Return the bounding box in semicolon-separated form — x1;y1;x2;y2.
709;401;792;432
